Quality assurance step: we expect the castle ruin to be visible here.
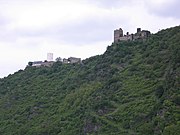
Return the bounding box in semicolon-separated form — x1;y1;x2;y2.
114;28;150;43
63;57;81;64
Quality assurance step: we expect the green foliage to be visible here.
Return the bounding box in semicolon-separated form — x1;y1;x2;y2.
155;84;164;98
0;26;179;134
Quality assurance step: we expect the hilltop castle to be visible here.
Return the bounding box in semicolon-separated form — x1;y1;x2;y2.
114;28;150;43
28;53;81;67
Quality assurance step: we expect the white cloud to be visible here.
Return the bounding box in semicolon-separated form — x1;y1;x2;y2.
1;0;108;30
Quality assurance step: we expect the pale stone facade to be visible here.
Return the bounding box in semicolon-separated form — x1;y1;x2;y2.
32;61;43;67
31;61;54;67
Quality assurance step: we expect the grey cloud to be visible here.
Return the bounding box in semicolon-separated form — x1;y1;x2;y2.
147;0;180;19
0;0;135;47
85;0;134;8
0;15;15;42
47;17;129;45
0;14;11;27
6;16;129;46
0;17;7;26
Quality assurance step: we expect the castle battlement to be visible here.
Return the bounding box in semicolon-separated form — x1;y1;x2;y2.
114;28;150;43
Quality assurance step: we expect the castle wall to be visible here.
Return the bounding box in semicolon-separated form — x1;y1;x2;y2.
119;34;133;41
114;28;150;43
68;57;81;64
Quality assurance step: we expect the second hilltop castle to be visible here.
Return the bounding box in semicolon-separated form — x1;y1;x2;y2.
114;28;150;43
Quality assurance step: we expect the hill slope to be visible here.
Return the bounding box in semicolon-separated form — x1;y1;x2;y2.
0;26;180;135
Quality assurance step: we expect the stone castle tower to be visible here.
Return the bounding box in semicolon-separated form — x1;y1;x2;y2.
114;28;123;43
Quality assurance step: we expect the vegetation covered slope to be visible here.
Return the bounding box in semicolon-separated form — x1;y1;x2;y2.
0;26;179;135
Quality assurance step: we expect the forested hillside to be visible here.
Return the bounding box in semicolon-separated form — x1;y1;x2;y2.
0;26;179;135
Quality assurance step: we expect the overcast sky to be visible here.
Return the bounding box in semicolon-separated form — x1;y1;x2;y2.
0;0;179;78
